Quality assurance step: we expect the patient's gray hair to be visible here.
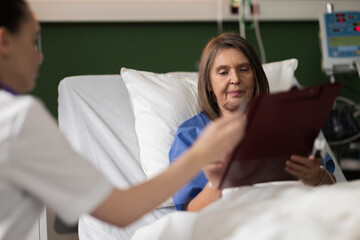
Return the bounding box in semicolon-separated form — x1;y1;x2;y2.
198;32;269;120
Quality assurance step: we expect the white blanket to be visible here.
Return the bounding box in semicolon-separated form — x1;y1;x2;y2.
133;180;360;240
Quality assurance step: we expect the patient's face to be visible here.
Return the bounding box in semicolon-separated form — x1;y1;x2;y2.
210;47;254;116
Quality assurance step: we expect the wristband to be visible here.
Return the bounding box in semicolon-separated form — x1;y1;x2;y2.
316;170;327;186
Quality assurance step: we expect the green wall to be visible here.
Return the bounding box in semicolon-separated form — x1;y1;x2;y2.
33;21;360;118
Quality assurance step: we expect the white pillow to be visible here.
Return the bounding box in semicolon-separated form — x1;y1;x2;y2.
121;68;199;179
121;58;298;180
264;58;298;93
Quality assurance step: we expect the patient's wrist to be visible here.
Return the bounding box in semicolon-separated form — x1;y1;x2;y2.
187;183;222;212
205;182;222;197
315;169;327;186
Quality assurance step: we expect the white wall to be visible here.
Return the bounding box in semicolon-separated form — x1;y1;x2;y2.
28;0;360;22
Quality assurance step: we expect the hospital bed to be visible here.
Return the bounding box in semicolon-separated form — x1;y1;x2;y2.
57;59;347;240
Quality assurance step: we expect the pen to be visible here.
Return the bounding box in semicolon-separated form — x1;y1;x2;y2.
314;150;321;159
238;99;248;115
312;138;326;159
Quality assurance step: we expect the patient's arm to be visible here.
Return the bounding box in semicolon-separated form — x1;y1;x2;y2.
186;182;222;211
314;169;336;185
91;113;246;227
187;152;231;212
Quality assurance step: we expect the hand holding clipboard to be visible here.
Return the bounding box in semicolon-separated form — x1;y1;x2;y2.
219;82;343;189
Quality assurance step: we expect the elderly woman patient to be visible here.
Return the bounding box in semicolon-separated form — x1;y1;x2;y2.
169;32;337;212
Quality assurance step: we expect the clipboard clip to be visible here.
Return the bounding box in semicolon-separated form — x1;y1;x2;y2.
290;85;318;95
280;85;324;102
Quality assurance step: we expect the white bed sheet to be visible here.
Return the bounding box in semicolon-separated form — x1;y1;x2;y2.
133;180;360;240
58;75;176;240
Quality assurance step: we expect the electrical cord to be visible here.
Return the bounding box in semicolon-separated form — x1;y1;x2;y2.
316;167;327;186
252;0;266;64
336;96;360;111
337;96;360;121
355;60;360;79
313;139;336;184
317;165;336;185
217;0;223;34
238;0;246;38
326;95;360;146
337;96;360;119
328;131;360;146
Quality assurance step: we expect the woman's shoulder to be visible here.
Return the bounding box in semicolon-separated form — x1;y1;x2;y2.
0;91;53;139
170;112;210;158
178;112;210;129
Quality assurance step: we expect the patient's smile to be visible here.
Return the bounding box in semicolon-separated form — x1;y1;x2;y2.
227;90;245;96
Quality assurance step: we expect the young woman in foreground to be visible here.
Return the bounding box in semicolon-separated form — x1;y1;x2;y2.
0;1;246;238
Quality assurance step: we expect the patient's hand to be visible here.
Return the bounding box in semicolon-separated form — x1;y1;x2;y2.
203;152;232;188
186;153;232;212
285;155;326;186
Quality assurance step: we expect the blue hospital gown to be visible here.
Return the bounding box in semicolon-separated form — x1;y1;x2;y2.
169;112;335;211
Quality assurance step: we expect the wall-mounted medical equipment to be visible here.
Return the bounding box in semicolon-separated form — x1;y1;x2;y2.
231;0;239;13
225;0;266;63
319;10;360;76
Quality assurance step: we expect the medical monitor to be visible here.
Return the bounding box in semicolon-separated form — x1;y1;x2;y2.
319;11;360;75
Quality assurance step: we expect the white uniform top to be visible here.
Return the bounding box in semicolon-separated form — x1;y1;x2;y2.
0;90;113;239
